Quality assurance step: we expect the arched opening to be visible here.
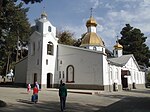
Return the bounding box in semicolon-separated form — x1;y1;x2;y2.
66;65;74;83
47;41;54;55
47;73;53;88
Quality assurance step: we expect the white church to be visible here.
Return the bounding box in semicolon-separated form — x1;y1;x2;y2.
15;12;145;91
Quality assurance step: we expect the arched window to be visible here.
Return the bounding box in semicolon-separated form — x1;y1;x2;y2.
47;41;54;55
115;50;118;55
66;65;74;83
48;26;51;32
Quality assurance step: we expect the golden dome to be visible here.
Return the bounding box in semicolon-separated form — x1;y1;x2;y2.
80;32;104;46
86;17;97;27
114;43;123;49
41;12;48;18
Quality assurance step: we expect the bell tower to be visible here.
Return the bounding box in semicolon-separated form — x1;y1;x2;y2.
27;12;58;89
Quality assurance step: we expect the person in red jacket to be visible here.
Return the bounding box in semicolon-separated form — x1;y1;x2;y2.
32;85;39;103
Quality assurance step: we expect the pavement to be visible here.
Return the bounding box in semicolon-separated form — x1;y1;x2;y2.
0;86;150;112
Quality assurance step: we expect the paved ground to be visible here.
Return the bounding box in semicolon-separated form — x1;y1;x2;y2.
0;86;150;112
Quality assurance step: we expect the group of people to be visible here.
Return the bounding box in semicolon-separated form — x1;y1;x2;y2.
27;80;67;111
27;81;40;103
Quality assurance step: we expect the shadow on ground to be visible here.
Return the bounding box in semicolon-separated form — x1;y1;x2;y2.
1;96;150;112
95;97;150;112
0;100;104;112
126;89;150;95
0;100;7;107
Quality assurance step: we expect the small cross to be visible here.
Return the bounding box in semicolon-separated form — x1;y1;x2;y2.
116;35;119;43
90;8;93;17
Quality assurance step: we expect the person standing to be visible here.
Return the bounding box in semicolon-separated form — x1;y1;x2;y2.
59;83;67;112
32;85;39;103
35;81;40;90
27;83;31;93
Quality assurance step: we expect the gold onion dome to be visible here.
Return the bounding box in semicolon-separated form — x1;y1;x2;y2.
81;32;104;46
41;12;48;18
114;42;123;49
81;16;104;47
86;17;97;27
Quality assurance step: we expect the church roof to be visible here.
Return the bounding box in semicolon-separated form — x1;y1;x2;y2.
58;44;106;55
108;55;132;65
108;54;140;70
80;32;104;46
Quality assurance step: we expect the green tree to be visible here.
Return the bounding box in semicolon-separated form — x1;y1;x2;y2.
57;30;77;46
73;33;86;47
119;24;150;67
13;0;43;4
0;0;42;10
0;1;31;75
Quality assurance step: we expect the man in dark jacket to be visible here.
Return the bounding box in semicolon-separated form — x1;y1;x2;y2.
59;83;67;112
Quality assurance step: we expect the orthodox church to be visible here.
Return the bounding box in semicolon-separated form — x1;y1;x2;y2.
15;12;145;91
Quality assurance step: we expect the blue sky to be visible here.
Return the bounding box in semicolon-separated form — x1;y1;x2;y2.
22;0;150;50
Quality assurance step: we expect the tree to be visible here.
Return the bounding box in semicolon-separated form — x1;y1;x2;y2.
13;0;43;4
0;0;42;9
0;1;31;75
57;31;77;46
73;33;85;47
119;24;150;67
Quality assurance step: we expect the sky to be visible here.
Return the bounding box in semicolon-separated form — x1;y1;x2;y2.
22;0;150;50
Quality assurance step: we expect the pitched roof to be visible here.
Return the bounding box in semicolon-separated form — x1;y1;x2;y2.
108;54;140;70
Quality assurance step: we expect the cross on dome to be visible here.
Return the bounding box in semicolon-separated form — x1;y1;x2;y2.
41;7;48;19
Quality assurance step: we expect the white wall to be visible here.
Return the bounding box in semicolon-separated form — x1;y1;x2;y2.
26;16;58;86
26;32;42;85
107;64;122;85
41;33;58;86
125;57;145;85
56;44;105;85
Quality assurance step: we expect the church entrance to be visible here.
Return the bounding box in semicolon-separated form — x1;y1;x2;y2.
121;70;130;90
33;73;37;85
121;75;128;89
47;73;53;88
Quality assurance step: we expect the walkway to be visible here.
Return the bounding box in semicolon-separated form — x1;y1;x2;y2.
0;87;150;112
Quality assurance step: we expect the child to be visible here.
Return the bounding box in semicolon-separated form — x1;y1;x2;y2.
27;83;31;93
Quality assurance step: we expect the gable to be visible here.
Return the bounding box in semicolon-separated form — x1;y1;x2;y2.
125;56;140;70
108;54;140;71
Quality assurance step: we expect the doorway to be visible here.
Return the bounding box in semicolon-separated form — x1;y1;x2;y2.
121;70;130;89
121;75;128;89
47;73;53;88
33;73;37;85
